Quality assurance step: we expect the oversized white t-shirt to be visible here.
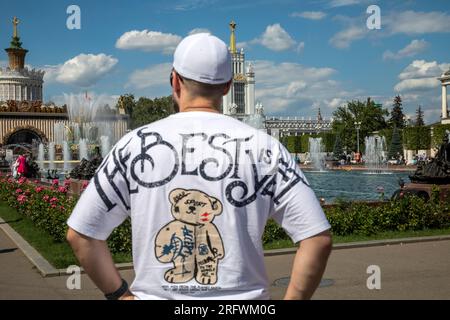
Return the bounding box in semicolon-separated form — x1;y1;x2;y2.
67;111;330;300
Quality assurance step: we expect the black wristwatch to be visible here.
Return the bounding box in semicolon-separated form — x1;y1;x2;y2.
105;278;129;300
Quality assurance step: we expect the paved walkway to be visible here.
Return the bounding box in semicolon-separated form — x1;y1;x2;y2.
1;228;449;299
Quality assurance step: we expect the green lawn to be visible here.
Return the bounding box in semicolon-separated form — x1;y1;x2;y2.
0;201;131;269
1;201;449;268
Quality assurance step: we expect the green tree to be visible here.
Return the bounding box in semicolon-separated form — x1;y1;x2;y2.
389;95;405;129
332;134;344;160
332;98;388;152
116;94;136;118
131;96;174;129
387;126;402;160
415;106;425;126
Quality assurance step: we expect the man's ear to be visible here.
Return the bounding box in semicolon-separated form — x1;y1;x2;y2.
223;80;232;96
208;196;223;216
169;188;188;205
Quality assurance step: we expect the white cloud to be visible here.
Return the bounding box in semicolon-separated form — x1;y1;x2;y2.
116;30;182;55
394;78;439;92
126;63;173;90
383;39;429;60
252;60;353;115
44;53;118;87
386;11;450;35
253;24;297;52
329;25;367;49
290;11;327;20
398;60;450;81
188;28;212;35
391;60;449;124
328;0;361;8
331;10;450;50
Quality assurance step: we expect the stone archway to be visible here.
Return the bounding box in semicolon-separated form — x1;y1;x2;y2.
3;125;48;146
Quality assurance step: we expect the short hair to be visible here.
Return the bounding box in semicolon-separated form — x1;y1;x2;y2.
181;75;230;100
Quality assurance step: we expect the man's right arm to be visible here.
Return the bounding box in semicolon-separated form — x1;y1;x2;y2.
284;230;332;300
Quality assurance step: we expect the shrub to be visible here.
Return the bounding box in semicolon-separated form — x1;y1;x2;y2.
0;172;449;255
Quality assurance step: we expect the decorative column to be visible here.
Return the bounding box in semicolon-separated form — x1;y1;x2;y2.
245;63;255;115
443;84;448;119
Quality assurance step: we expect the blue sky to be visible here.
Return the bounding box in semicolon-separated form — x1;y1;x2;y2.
1;0;449;123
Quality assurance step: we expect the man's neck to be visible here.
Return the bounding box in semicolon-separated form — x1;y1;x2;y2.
181;106;220;113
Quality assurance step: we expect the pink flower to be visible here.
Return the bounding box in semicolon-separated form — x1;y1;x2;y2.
15;188;23;194
34;180;40;184
43;195;50;202
64;179;71;187
24;190;31;196
58;186;67;193
51;204;57;208
18;176;27;185
59;205;65;211
52;179;59;186
35;186;44;193
17;194;28;204
50;197;58;203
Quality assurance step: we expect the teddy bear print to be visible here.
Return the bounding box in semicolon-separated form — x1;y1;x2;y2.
155;188;225;285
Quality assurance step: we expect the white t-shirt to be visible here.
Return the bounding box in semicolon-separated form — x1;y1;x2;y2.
67;111;330;300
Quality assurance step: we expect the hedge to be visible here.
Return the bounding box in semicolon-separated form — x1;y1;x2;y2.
431;124;450;149
403;126;431;150
1;173;449;253
282;132;336;154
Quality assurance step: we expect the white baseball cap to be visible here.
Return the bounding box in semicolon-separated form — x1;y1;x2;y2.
173;33;232;85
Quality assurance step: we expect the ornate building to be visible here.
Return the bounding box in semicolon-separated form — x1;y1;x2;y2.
0;18;127;152
222;21;332;136
222;21;257;120
0;17;44;102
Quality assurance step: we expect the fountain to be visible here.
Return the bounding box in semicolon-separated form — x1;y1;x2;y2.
63;141;71;173
100;135;110;158
243;102;266;130
309;138;326;171
48;142;55;171
79;138;89;161
364;135;388;174
38;143;45;172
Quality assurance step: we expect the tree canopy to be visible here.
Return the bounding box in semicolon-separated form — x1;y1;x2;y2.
389;95;405;129
116;94;175;129
331;98;388;152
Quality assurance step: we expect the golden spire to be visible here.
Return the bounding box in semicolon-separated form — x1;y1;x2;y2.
13;16;20;38
229;20;236;54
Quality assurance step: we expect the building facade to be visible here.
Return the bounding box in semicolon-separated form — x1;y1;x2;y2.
221;21;332;135
0;17;128;152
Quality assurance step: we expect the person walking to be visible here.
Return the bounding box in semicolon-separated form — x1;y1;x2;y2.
66;33;332;300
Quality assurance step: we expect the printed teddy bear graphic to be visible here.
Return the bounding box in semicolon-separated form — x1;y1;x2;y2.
155;188;225;285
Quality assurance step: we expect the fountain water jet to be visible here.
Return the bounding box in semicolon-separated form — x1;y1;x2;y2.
309;138;326;171
48;142;55;171
364;135;388;174
63;141;71;173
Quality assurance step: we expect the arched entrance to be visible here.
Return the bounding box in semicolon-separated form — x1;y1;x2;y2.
6;129;42;145
3;126;47;146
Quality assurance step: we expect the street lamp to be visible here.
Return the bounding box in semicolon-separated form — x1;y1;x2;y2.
354;121;362;155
